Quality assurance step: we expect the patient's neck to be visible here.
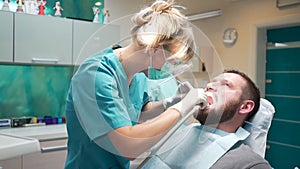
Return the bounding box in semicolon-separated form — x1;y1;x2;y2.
215;121;240;133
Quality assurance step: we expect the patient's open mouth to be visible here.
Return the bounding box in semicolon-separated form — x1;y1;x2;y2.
207;95;213;105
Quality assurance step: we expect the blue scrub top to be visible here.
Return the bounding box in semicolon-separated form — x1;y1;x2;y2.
64;46;150;169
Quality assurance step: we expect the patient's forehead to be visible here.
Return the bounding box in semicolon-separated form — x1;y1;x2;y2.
213;73;247;86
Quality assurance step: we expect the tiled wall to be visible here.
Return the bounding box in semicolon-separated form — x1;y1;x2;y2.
0;64;74;119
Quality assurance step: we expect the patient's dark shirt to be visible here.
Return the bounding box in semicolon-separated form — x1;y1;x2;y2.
211;143;272;169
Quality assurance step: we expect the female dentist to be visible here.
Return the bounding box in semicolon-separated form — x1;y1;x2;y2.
64;0;207;168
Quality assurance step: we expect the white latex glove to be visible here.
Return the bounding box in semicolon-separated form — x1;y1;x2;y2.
170;88;208;117
162;81;193;110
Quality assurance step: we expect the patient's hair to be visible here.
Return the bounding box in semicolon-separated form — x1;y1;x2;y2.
223;69;261;121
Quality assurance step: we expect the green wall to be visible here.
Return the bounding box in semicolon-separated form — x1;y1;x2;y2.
0;64;74;119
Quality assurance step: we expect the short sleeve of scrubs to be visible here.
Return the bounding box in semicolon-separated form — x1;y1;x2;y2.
71;47;134;140
129;73;150;124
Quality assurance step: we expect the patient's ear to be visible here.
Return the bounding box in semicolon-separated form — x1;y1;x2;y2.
239;100;254;115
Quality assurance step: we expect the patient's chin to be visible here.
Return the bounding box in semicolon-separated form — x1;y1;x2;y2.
194;110;207;124
195;110;223;126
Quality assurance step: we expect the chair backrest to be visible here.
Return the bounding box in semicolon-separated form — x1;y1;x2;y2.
243;98;275;158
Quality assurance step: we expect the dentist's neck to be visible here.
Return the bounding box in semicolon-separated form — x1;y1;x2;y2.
115;44;149;83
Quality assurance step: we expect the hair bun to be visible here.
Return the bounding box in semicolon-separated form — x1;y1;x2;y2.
151;0;173;14
130;0;195;62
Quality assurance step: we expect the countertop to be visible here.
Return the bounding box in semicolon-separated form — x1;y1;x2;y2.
0;124;67;160
0;134;40;160
0;124;67;141
0;124;144;167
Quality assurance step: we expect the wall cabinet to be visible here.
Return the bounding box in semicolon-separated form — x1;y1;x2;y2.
73;20;120;65
0;11;13;63
0;12;120;65
14;13;73;65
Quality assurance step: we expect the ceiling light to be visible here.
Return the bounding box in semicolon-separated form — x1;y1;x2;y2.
187;9;222;21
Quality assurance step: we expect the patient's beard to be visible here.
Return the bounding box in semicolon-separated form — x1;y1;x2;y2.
196;99;242;126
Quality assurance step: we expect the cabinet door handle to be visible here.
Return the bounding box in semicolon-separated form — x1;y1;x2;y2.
266;79;272;84
32;58;59;64
41;145;67;153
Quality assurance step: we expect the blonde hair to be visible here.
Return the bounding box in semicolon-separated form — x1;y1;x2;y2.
131;0;195;62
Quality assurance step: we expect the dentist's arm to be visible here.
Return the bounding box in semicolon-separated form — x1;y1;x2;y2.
139;81;193;122
106;86;207;160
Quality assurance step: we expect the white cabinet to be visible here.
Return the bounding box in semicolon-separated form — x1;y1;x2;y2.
0;124;68;169
0;157;22;169
0;139;67;169
23;138;67;169
0;11;13;63
1;12;120;65
73;20;120;65
14;13;73;65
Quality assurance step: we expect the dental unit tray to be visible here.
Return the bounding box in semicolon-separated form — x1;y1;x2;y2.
137;107;199;169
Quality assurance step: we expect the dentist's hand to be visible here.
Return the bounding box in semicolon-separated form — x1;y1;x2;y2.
169;88;208;117
162;81;193;110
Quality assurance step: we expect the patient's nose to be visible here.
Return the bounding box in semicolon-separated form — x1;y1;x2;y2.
205;82;215;92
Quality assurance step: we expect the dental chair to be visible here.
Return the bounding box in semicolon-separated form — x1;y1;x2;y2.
243;98;275;158
132;98;275;169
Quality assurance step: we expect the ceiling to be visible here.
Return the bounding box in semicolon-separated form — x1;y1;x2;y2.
176;0;243;15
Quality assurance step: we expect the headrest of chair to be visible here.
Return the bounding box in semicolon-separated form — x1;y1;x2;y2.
243;98;275;158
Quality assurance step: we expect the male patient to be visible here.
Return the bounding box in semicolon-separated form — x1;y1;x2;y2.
141;69;272;169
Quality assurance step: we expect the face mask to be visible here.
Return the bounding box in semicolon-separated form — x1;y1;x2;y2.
148;61;193;80
148;62;172;80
